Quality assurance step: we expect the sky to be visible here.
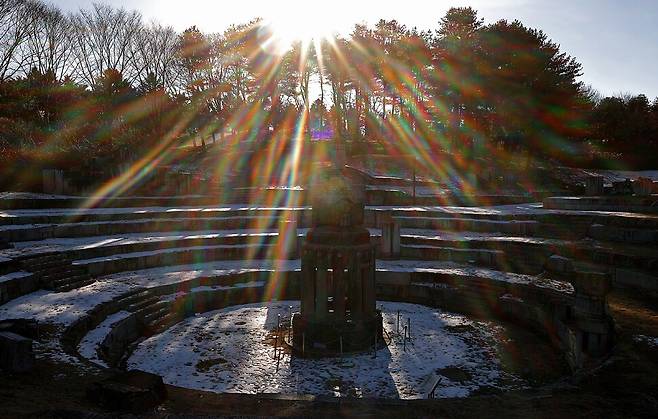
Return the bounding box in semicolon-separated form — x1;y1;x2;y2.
50;0;658;99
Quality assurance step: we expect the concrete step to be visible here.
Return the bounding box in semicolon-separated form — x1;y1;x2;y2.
54;277;96;292
41;269;86;283
588;223;658;245
126;295;161;313
149;313;181;335
30;263;76;276
50;274;91;289
143;306;171;326
136;301;169;319
114;290;154;308
24;260;73;273
400;244;505;267
395;216;540;235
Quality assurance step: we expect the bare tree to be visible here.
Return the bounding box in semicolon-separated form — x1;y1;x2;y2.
70;3;143;86
0;0;45;81
20;3;75;80
134;22;180;93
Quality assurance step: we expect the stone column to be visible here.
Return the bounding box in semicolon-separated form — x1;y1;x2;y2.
301;250;315;314
334;257;346;320
350;252;363;318
315;267;328;320
363;249;377;313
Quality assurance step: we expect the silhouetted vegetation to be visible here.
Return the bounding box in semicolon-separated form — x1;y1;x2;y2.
1;0;656;187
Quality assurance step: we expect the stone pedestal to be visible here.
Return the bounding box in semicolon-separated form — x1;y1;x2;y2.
293;228;382;355
292;167;383;356
585;176;605;196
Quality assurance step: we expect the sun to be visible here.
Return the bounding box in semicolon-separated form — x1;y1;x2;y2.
261;15;338;53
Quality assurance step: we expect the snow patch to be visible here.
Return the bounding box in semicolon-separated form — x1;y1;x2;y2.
128;300;521;399
78;310;132;367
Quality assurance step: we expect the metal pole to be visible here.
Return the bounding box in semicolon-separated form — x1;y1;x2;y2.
397;310;400;335
302;333;305;356
403;326;407;352
413;165;416;205
407;317;411;339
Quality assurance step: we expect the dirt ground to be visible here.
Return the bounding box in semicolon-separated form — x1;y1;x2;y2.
2;289;657;419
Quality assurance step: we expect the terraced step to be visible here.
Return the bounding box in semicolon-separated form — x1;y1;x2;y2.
588;223;658;245
30;263;77;276
0;207;310;227
125;295;161;313
400;244;505;267
74;243;276;276
55;277;96;292
148;313;182;336
50;272;90;287
136;301;170;320
1;216;293;243
41;268;86;283
114;289;155;309
143;305;172;328
395;216;540;235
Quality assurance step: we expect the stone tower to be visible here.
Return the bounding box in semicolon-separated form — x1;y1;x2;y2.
292;167;383;356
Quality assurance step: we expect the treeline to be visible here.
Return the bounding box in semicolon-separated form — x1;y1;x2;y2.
0;0;656;174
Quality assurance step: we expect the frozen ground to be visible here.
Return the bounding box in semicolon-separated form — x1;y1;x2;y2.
0;260;300;325
128;300;521;399
3;202;658;221
77;310;132;367
0;258;570;327
634;334;658;348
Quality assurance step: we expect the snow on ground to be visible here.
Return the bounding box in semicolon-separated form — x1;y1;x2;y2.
0;270;32;283
401;229;561;245
5;226;559;260
0;256;569;328
73;243;270;266
78;310;132;367
582;170;658;184
0;192;80;200
367;185;449;197
128;301;521;399
160;281;266;303
3;201;658;224
0;285;130;326
634;334;658;348
376;260;573;293
2;229;311;260
0;205;310;219
12;229;285;250
0;260;300;325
